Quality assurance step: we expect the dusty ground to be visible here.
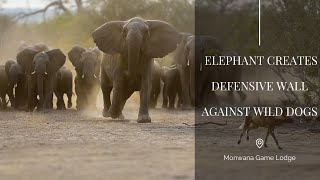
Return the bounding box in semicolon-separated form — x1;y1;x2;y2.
1;94;320;180
0;102;195;180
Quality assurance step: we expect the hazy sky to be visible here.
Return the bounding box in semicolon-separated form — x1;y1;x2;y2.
2;0;46;8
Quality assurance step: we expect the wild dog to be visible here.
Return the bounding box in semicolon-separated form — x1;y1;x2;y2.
237;110;293;149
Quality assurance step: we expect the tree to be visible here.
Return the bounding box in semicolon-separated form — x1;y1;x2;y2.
17;0;90;19
0;14;15;61
262;0;320;108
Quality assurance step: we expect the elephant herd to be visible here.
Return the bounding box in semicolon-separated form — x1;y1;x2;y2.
0;17;246;123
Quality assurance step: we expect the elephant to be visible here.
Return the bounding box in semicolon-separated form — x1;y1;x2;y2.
180;35;246;106
92;17;181;123
5;60;27;109
4;60;16;107
54;66;73;110
68;46;101;110
172;33;194;109
16;48;66;111
161;65;182;109
149;60;161;108
185;35;224;106
0;65;9;109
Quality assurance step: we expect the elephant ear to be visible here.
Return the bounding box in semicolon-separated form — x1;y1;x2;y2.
91;47;102;60
92;21;126;54
46;49;66;73
174;33;193;66
68;45;86;68
5;60;16;75
16;48;39;73
146;20;181;58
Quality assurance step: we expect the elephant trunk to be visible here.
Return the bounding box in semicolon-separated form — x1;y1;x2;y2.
37;74;44;109
127;31;142;77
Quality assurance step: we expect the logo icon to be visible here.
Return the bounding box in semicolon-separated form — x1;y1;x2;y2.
256;138;264;149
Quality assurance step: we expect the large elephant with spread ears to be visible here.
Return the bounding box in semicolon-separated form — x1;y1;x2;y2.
17;48;66;111
92;17;181;123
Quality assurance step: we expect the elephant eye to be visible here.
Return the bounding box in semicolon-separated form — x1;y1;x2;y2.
122;28;128;35
143;29;149;36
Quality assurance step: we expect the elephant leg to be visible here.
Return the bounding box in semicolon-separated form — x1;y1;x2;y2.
6;84;15;108
154;92;159;108
149;93;155;108
91;82;100;110
36;75;45;111
27;75;36;112
0;94;7;109
61;93;66;110
177;87;183;108
108;73;126;119
179;67;192;110
76;95;84;110
75;78;85;110
56;92;65;110
168;92;176;109
137;61;152;123
162;83;168;108
100;68;113;117
9;85;15;108
119;88;134;119
15;83;24;109
14;87;20;109
101;85;112;117
149;88;160;108
109;84;132;119
150;75;160;109
30;87;38;111
17;80;27;109
43;75;55;110
67;91;72;109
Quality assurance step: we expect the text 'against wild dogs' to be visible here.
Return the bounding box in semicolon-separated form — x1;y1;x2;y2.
201;107;318;117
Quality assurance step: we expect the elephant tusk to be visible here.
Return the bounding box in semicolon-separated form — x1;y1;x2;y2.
187;59;190;66
94;75;98;79
82;75;85;79
31;71;35;75
45;72;48;75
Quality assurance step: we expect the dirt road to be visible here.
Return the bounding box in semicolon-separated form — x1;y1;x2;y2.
1;100;320;180
0;104;195;180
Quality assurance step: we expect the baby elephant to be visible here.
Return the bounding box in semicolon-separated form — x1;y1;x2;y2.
68;46;101;110
54;67;73;110
238;110;293;149
161;65;182;109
